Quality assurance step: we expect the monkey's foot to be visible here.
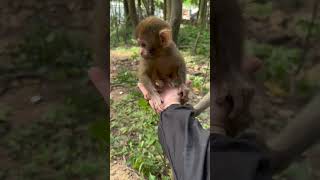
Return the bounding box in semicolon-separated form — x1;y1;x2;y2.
155;80;166;93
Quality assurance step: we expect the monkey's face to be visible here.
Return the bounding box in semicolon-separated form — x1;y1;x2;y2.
137;38;158;59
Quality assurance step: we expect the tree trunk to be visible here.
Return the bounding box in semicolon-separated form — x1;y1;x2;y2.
166;0;172;21
192;31;201;55
198;0;208;25
169;0;182;43
163;0;167;20
128;0;139;27
213;0;255;137
150;0;155;15
212;0;320;174
142;0;150;16
197;0;202;21
206;0;210;28
92;0;108;69
137;0;142;20
123;0;130;46
123;0;129;18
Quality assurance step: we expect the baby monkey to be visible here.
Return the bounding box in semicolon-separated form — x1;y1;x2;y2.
136;16;188;111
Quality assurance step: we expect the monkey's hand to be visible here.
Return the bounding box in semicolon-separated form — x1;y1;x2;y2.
138;83;164;113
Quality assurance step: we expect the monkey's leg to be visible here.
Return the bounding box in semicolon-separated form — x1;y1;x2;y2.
155;79;165;92
176;65;189;103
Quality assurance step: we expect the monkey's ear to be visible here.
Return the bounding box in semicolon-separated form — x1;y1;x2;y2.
159;28;172;47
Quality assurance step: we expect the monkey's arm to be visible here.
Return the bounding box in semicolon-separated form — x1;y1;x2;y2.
139;68;157;99
177;60;187;84
176;59;188;103
268;94;320;174
139;61;164;111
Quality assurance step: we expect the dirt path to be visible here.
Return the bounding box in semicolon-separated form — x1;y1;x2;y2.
110;160;141;180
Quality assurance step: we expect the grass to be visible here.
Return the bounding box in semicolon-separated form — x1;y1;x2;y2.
111;89;171;178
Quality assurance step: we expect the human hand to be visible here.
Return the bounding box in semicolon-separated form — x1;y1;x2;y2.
88;67;108;102
138;83;183;114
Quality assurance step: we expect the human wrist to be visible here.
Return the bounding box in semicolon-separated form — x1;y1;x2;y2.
163;101;181;110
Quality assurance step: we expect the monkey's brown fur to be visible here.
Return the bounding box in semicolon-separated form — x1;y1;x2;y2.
136;16;187;111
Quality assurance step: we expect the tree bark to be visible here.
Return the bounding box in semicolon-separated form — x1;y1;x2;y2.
197;0;208;25
169;0;182;43
192;31;201;55
163;0;167;20
123;0;131;45
212;0;320;174
213;0;254;136
142;0;150;15
150;0;155;15
92;0;108;71
128;0;139;27
166;0;172;22
137;0;142;20
197;0;202;21
92;1;109;174
123;0;129;18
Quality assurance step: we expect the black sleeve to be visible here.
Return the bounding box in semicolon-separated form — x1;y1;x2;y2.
158;104;272;180
158;104;210;180
210;133;272;180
